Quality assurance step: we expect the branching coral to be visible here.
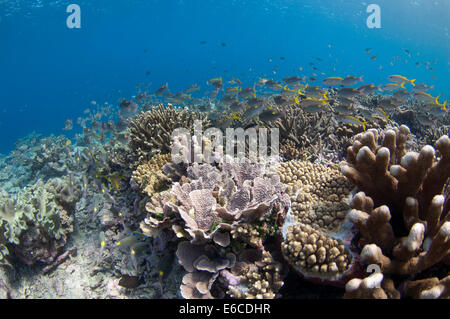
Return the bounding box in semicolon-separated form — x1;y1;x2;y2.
344;272;400;299
404;274;450;299
339;125;449;298
128;104;210;166
226;249;284;299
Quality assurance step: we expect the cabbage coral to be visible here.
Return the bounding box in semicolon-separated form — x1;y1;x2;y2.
140;154;289;298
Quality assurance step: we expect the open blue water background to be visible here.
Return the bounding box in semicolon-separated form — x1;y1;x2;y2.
0;0;448;154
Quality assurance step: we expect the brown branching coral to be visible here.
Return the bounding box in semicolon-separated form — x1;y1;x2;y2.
339;125;450;298
404;274;450;299
344;272;400;299
128;104;210;166
420;125;450;149
338;125;448;211
277;160;356;282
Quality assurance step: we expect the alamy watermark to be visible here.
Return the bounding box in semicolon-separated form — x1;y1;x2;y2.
66;4;81;29
366;4;381;29
170;120;280;165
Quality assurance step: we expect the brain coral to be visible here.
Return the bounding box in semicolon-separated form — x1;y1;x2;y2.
277;160;357;283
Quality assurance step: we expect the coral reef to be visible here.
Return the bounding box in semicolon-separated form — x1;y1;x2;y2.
269;105;348;163
1;59;448;300
340;125;449;298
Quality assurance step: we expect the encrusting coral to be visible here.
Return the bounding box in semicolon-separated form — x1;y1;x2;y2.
277;160;357;283
339;125;449;298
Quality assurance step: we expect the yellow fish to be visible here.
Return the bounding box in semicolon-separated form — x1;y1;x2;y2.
414;92;442;105
388;75;416;86
226;112;241;121
322;77;343;86
340;116;368;131
376;107;390;121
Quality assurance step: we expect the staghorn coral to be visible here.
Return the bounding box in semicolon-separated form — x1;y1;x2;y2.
279;140;311;162
277;160;356;283
420;125;450;149
339;125;450;298
128;104;210;166
0;177;79;267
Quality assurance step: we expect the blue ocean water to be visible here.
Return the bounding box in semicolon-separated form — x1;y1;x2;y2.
0;0;448;154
